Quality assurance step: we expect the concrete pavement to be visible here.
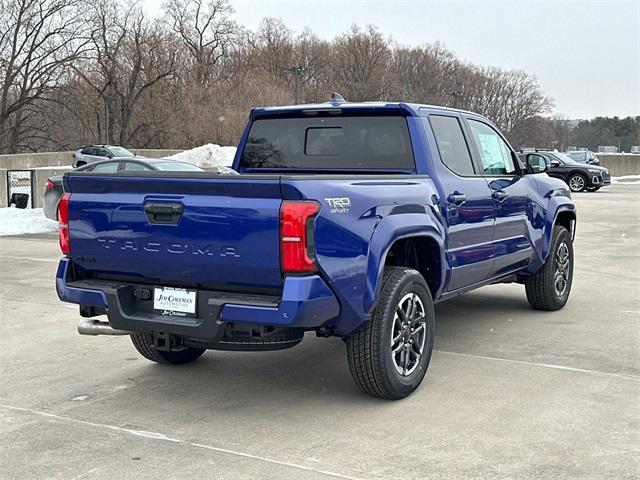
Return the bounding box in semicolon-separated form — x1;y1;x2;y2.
1;184;638;479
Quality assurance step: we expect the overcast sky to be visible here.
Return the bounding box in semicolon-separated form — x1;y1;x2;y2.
142;0;639;119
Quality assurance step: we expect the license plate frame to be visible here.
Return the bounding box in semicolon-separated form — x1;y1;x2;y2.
153;287;197;318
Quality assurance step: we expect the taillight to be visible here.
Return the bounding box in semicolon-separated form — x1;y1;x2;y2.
58;194;70;255
45;179;55;191
280;200;320;274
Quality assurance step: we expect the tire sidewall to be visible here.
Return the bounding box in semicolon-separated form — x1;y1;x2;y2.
375;271;434;397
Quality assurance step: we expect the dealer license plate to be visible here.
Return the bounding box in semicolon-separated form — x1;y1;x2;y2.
153;287;197;317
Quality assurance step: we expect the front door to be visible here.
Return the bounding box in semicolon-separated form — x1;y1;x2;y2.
465;118;536;276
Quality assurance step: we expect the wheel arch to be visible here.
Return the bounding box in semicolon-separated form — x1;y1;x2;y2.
364;212;446;314
542;201;576;260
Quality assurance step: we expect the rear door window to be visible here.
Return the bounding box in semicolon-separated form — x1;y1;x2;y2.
240;116;415;170
428;115;475;176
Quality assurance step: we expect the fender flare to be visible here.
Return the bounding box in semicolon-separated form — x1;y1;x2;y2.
363;212;446;314
542;198;576;260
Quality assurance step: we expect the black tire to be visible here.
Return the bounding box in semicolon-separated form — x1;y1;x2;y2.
586;186;601;192
130;332;205;364
346;267;435;400
525;226;573;311
568;173;587;192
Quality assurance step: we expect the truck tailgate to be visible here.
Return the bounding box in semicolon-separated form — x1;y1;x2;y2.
65;173;283;291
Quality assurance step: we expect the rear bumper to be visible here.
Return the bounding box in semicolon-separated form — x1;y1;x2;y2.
56;258;340;338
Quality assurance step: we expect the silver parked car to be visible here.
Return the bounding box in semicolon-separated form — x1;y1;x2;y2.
44;158;204;220
72;144;142;168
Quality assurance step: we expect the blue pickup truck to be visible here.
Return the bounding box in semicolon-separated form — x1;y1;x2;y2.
56;96;576;399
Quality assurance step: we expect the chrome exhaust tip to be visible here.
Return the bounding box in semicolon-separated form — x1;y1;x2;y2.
78;319;130;336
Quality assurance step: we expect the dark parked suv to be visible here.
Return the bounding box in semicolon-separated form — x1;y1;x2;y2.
518;150;610;192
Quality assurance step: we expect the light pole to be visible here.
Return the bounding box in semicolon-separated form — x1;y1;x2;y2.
447;90;464;109
284;66;304;104
218;116;225;145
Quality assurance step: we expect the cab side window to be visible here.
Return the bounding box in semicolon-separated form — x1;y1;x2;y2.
91;162;119;173
467;120;516;176
123;162;152;171
429;115;475;176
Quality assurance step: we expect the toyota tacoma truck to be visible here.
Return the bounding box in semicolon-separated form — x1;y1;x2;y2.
55;95;576;399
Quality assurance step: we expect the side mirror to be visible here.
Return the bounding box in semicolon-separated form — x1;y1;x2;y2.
106;152;113;159
525;153;549;174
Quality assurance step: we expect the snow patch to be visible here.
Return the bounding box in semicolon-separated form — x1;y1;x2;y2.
0;207;57;236
165;144;237;173
612;175;640;185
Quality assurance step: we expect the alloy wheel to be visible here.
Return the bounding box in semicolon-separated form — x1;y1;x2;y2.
554;242;571;296
569;175;585;192
390;292;427;376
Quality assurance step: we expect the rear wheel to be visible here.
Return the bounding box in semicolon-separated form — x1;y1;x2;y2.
568;173;587;192
130;332;205;364
346;267;434;400
525;226;573;311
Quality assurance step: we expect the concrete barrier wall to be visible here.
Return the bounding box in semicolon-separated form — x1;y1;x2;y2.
134;149;183;158
0;149;183;170
597;154;640;176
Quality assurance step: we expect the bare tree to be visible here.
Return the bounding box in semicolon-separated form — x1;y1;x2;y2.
465;67;552;132
331;25;392;101
2;9;558;153
74;0;177;145
164;0;236;85
0;0;90;153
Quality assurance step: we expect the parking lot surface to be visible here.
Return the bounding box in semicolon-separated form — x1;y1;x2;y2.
1;184;638;479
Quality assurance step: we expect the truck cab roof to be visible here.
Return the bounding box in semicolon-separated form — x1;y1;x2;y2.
250;100;481;120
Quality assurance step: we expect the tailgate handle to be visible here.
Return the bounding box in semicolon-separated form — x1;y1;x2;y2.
144;203;183;225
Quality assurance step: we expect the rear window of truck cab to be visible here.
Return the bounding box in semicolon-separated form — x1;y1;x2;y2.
240;116;415;170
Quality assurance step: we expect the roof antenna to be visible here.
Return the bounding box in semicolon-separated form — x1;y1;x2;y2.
330;92;346;105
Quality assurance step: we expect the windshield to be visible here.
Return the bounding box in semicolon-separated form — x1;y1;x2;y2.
552;153;579;165
109;146;134;157
240;116;415;170
153;162;203;171
566;151;587;162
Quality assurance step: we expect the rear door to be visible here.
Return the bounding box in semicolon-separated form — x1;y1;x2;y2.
65;174;284;291
425;114;496;292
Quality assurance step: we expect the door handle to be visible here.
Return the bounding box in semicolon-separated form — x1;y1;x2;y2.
492;190;508;202
447;191;467;206
144;202;183;224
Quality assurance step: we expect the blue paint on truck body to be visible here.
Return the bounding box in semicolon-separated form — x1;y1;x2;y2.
57;102;576;337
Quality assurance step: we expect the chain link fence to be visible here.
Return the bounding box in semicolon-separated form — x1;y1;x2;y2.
7;170;34;208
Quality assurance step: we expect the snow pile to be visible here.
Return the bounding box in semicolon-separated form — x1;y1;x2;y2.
165;144;237;173
0;207;57;236
612;175;640;185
